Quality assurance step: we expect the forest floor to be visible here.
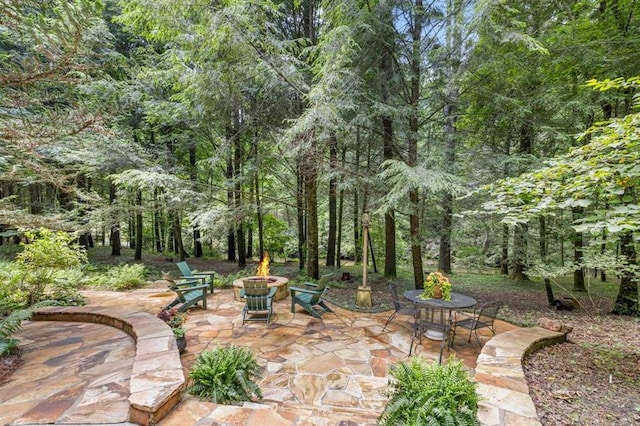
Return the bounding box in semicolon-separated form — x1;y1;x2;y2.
2;250;639;424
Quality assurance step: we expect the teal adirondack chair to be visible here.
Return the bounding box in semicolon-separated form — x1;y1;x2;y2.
176;261;216;294
289;273;334;318
164;279;209;313
240;280;277;325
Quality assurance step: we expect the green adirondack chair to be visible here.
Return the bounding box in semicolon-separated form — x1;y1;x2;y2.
240;280;277;325
289;273;334;318
176;261;216;294
164;279;209;313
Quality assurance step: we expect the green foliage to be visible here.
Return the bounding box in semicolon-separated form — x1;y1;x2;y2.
261;214;291;258
0;301;55;356
14;229;87;306
188;345;263;404
380;357;479;426
0;309;32;356
50;268;88;306
0;261;28;313
90;264;147;290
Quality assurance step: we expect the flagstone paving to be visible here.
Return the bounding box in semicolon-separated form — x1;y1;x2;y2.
1;287;528;425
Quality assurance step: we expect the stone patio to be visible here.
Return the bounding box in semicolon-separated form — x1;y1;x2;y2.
0;286;563;425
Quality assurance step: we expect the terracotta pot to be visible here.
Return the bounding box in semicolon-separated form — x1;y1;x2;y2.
433;284;443;299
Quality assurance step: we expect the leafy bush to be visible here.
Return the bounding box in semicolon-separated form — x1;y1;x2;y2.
50;268;89;305
0;261;28;313
188;345;263;404
90;264;147;290
14;229;87;306
380;357;479;426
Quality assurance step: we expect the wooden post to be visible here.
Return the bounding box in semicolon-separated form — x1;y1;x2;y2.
357;212;372;308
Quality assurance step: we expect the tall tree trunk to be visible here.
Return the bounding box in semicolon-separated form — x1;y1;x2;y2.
256;174;264;259
383;199;397;276
511;122;534;280
336;146;346;269
408;9;423;288
612;231;639;315
305;161;319;280
539;216;555;306
76;174;92;249
226;149;236;262
172;214;187;261
572;207;586;291
134;190;143;260
297;160;306;270
153;188;163;252
511;223;529;280
438;0;462;274
381;49;397;277
109;182;121;256
326;135;337;267
189;143;203;258
233;109;246;269
600;229;607;282
128;216;135;249
500;224;509;275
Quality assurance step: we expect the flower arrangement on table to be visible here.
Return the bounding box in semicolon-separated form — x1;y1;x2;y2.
157;307;188;339
419;271;452;301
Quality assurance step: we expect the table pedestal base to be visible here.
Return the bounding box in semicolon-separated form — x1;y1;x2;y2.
425;329;445;341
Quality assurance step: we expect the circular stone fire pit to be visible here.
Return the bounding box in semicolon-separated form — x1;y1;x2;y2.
232;276;289;302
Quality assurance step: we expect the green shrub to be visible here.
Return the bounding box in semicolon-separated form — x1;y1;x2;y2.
90;264;147;290
188;345;263;404
380;357;479;426
0;261;28;313
50;267;89;305
14;229;87;306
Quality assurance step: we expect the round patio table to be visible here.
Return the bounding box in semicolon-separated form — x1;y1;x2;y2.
403;290;477;340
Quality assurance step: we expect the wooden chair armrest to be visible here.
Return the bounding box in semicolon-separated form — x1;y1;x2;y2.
179;275;207;284
193;270;216;278
173;283;209;294
171;279;204;289
290;286;322;296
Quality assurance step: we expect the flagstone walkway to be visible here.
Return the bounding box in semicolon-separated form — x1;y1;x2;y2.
2;287;521;425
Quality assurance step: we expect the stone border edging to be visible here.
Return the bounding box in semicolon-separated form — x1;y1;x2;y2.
32;305;185;426
475;327;566;426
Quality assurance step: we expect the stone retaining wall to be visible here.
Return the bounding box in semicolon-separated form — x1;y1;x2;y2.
32;305;185;426
475;327;566;426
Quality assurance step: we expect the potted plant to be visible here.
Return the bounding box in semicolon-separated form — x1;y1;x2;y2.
157;307;188;353
420;271;452;301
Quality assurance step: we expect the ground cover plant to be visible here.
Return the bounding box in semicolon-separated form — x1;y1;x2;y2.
188;345;263;404
380;357;478;425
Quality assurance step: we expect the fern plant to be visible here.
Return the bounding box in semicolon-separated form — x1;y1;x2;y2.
188;345;263;404
380;357;479;426
91;264;146;290
0;301;55;356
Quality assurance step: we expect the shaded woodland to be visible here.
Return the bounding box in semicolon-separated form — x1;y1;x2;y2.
1;0;639;315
